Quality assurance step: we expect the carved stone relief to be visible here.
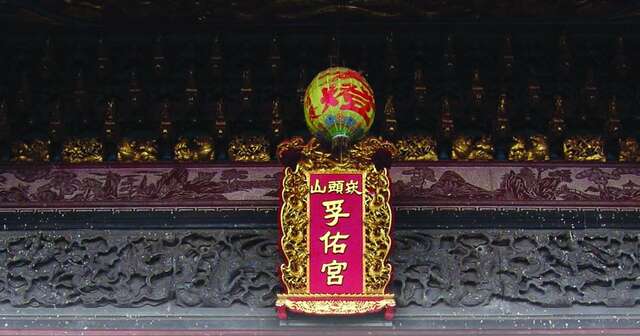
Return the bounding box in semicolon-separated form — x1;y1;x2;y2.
0;229;639;309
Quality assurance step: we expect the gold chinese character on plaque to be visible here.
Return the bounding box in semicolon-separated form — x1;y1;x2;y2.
327;180;344;194
310;179;327;194
319;231;350;254
321;260;348;285
345;179;362;195
322;199;350;226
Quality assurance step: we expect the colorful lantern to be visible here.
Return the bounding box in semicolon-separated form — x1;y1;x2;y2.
304;67;375;146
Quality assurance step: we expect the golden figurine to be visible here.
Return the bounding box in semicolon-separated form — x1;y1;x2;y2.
471;136;494;160
117;138;158;162
529;135;550;161
10;139;50;163
174;136;215;161
508;135;550;161
395;136;437;161
619;137;640;162
228;135;271;162
452;135;493;160
62;138;103;163
563;136;605;162
452;136;473;160
508;136;527;161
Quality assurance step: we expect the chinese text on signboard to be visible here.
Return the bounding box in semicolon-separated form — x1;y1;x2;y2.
308;173;364;294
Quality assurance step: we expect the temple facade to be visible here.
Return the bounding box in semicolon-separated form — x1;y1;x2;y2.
1;1;640;335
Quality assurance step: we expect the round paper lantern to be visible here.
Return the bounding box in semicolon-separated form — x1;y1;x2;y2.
304;67;375;146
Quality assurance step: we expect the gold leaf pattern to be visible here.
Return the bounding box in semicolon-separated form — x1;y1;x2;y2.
619;137;640;162
63;138;103;163
276;295;395;315
452;135;493;160
563;136;605;162
11;140;50;163
508;135;550;161
228;135;270;162
396;136;437;161
174;136;214;161
117;139;158;162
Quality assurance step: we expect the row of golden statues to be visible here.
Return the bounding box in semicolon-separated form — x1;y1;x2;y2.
10;136;268;163
9;134;640;163
396;135;620;162
397;135;640;162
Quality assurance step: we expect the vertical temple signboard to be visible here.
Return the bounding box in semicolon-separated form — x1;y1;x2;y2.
276;137;396;320
309;172;364;295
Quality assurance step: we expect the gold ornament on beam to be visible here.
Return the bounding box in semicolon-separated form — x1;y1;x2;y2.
10;139;50;163
227;135;270;162
62;138;103;163
117;139;158;162
619;137;640;162
451;135;493;160
395;136;437;161
174;136;214;161
563;136;605;162
508;135;550;161
276;296;396;315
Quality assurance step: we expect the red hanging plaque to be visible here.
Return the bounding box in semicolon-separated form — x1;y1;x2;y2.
276;137;396;319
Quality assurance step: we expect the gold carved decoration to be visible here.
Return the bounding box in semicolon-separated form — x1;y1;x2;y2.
619;137;640;162
62;138;103;163
277;137;395;316
10;139;50;163
395;136;437;161
174;136;214;161
508;135;550;161
228;135;270;162
452;135;493;160
276;295;395;315
563;136;605;162
276;137;306;161
117;138;158;162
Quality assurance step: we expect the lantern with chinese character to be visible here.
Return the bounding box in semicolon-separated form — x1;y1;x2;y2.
304;67;375;149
